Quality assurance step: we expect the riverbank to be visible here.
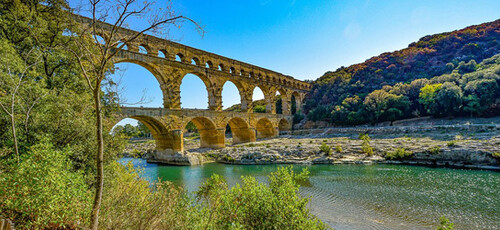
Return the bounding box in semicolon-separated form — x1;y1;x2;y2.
123;119;500;170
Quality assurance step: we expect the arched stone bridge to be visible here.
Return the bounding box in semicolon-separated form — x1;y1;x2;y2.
119;107;292;154
77;16;311;156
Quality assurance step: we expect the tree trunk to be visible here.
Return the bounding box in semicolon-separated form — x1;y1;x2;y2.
11;112;19;163
90;85;104;230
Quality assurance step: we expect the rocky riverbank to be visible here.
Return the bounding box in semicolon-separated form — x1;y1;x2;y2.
123;122;500;170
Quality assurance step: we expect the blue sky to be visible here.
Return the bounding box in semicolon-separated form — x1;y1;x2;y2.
69;0;500;125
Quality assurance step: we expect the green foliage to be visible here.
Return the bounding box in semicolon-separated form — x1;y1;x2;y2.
358;133;371;141
429;146;443;154
385;148;413;160
436;216;454;230
305;19;500;125
99;161;199;229
253;105;266;113
196;166;327;229
361;142;374;156
335;144;343;153
0;141;92;229
447;140;456;147
491;152;500;158
293;110;305;124
359;134;373;155
319;143;332;155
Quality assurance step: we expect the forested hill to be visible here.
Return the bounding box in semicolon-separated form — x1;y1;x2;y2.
303;19;500;125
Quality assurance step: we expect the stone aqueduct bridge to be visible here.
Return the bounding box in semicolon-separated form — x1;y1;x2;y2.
88;17;312;154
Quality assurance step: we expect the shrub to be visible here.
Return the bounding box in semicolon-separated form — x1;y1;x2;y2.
385;148;413;160
362;142;374;156
492;152;500;158
319;143;332;155
447;141;456;147
196;166;327;229
0;142;92;229
99;162;199;229
436;216;454;230
335;144;343;153
358;133;371;141
429;146;442;154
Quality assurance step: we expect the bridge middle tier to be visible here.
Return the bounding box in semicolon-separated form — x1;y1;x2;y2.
119;107;292;155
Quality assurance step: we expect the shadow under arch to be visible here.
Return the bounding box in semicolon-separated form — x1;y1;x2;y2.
226;117;256;144
256;117;276;139
113;115;172;151
184;116;224;149
278;118;291;133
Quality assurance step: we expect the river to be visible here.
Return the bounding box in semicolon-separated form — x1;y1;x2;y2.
119;158;499;229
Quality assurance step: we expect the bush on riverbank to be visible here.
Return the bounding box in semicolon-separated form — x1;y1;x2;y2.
1;141;326;229
385;148;413;160
196;166;327;229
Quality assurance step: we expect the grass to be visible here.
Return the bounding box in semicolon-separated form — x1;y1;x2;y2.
447;140;456;147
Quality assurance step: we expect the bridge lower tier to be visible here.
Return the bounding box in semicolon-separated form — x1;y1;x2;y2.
118;107;292;155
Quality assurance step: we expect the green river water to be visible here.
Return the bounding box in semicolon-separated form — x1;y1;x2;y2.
119;158;499;230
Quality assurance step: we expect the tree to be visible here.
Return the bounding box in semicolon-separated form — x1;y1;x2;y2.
363;90;410;124
434;82;463;117
419;83;442;115
67;1;202;228
0;40;45;163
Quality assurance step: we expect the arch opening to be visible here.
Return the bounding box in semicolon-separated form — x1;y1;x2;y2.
226;117;255;144
180;73;210;109
158;50;167;58
274;90;282;114
222;80;243;111
191;57;200;66
116;40;128;50
252;86;266;113
218;64;224;71
184;117;224;149
110;62;164;107
138;45;148;54
92;34;106;45
175;53;184;62
112;116;169;151
256;118;276;139
278;118;291;134
206;61;213;69
291;92;300;115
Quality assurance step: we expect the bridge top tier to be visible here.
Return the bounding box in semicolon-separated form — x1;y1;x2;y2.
74;15;311;92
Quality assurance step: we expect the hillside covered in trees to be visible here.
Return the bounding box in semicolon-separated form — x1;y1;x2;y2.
304;19;500;125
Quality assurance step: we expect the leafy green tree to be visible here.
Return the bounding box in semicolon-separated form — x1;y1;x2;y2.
463;79;499;115
419;83;442;115
0;141;92;229
363;90;410;124
253;105;266;113
196;166;327;229
434;82;463;117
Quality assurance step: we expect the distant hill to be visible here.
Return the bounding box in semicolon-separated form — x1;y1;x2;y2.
304;19;500;125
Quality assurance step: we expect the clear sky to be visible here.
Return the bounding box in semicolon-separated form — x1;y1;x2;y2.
70;0;500;125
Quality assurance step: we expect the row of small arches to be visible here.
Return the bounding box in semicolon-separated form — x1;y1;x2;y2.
111;40;309;90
